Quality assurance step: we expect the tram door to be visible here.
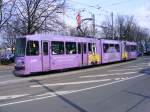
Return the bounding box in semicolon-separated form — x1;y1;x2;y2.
88;43;100;65
81;43;88;66
78;43;87;66
42;41;50;71
122;42;128;60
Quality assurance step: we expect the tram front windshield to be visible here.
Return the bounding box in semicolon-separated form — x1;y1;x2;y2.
15;38;26;57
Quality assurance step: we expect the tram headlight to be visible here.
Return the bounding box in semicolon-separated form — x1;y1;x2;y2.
15;60;25;70
15;60;25;67
21;61;25;66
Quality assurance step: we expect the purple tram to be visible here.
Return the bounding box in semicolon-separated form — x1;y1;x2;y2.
101;39;121;63
14;34;137;75
121;41;137;60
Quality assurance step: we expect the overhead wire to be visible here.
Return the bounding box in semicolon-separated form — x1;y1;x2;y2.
66;0;112;17
105;0;136;7
65;0;136;27
67;0;101;9
67;0;136;14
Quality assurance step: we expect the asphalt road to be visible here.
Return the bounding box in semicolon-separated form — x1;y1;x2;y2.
0;56;150;112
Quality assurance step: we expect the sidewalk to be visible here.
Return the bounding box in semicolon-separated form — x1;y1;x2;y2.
0;63;14;71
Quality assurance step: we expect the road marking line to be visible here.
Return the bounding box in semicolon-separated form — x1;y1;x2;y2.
129;66;140;68
0;74;145;107
134;63;148;66
35;91;73;97
0;75;11;78
115;78;120;80
109;68;144;72
0;74;15;79
0;78;24;85
129;65;148;68
30;79;111;88
0;70;12;73
80;72;136;78
140;62;148;64
0;94;29;100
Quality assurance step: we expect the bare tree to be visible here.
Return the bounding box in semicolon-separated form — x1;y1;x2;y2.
8;0;65;35
101;16;114;39
2;22;18;53
123;16;135;41
0;0;15;31
115;15;125;40
101;14;150;54
102;15;142;41
70;25;94;37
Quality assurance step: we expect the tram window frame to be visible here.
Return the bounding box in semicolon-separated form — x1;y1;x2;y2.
131;45;133;51
126;45;131;52
92;43;96;53
78;43;81;54
131;45;137;52
103;44;109;53
115;44;120;52
134;45;137;51
26;40;39;56
65;42;77;54
43;42;48;55
110;44;114;47
51;41;64;55
88;43;92;52
83;43;87;54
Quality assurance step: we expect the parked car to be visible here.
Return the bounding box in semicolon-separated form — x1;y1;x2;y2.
0;53;15;64
137;52;143;57
144;51;150;56
9;53;15;63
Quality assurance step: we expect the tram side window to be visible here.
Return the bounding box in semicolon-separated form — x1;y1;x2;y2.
134;45;137;51
135;46;137;51
43;42;48;55
84;43;86;54
51;41;64;55
92;43;96;53
125;45;130;52
110;44;114;47
78;43;81;54
66;42;77;54
103;44;109;53
131;45;137;52
88;43;92;52
115;44;120;52
26;41;39;56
